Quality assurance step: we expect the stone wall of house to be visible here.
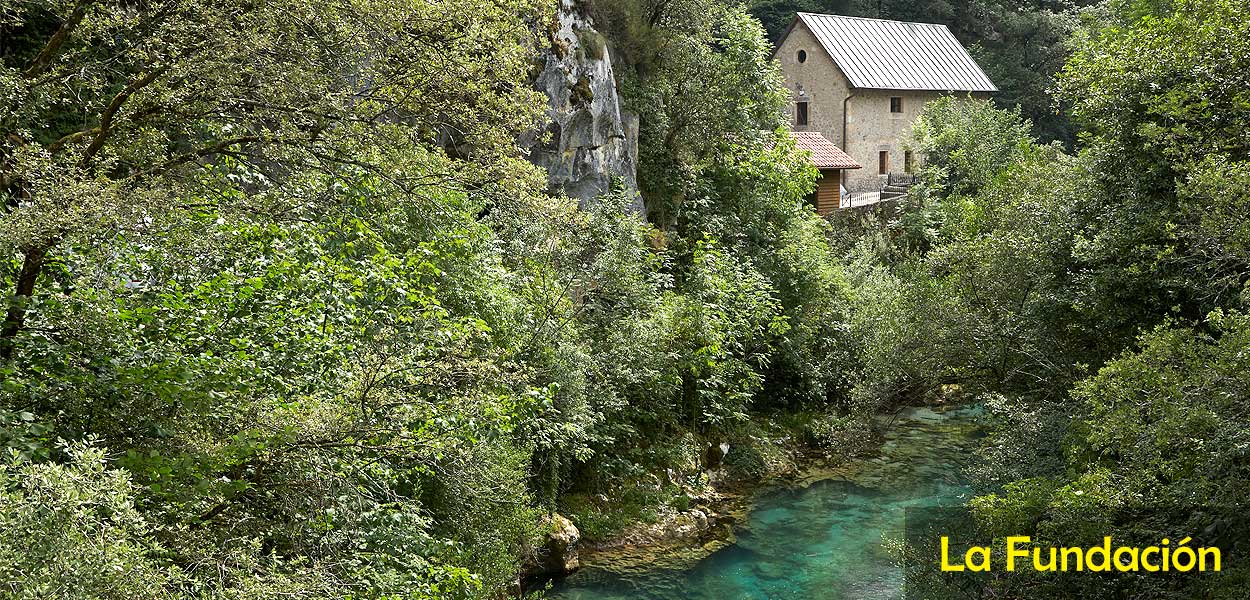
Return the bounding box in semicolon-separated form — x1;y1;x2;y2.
776;20;990;192
842;89;941;190
776;24;852;150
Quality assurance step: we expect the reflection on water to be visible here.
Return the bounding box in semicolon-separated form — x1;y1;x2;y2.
546;404;983;600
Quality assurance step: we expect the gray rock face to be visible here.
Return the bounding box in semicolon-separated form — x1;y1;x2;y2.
524;0;642;212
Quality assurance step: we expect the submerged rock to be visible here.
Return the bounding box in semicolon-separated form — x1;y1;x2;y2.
523;0;642;211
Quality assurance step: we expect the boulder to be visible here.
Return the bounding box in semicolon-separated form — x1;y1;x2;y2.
672;509;709;538
646;508;715;542
536;513;581;575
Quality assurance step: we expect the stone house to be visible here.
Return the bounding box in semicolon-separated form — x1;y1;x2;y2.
775;13;996;194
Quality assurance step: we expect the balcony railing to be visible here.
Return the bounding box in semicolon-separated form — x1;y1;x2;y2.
887;172;917;187
841;191;883;208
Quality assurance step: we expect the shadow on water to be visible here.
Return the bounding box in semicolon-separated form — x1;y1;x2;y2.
546;404;984;600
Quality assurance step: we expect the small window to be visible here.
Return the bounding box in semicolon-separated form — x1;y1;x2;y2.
879;151;890;175
797;49;807;63
890;97;904;113
796;101;809;126
904;151;914;173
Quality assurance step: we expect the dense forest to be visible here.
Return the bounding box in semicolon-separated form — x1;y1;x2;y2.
1;0;1247;598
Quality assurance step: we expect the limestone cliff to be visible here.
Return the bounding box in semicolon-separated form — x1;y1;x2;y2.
524;0;642;212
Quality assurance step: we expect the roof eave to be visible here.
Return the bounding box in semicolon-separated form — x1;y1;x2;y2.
852;86;998;93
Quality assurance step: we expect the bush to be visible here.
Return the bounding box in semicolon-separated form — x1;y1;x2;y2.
804;413;874;458
0;444;172;600
908;96;1035;199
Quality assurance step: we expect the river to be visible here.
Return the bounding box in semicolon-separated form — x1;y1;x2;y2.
545;404;983;600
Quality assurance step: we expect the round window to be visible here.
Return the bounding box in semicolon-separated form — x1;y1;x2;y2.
797;49;808;63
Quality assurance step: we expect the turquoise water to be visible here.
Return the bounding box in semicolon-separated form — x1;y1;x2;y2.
546;405;983;600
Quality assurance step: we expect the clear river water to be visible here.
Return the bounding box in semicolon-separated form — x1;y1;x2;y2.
545;404;983;600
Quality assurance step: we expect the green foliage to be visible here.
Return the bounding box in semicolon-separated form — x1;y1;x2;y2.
848;101;1093;407
573;0;865;449
605;3;791;225
0;444;171;599
1;164;549;596
0;407;52;461
671;239;785;431
867;2;1250;596
909;97;1036;200
1178;155;1250;304
0;0;939;595
719;419;800;481
2;0;559;596
1055;0;1250;327
969;312;1250;598
1074;310;1250;507
559;485;671;541
607;4;860;412
802;412;873;457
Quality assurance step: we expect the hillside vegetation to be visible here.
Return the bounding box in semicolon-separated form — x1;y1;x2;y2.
853;0;1250;596
1;0;1247;598
0;1;861;597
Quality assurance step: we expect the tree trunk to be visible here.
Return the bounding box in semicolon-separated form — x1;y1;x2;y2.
0;245;47;360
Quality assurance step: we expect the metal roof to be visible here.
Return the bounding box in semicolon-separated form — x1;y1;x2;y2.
793;13;997;92
790;131;861;169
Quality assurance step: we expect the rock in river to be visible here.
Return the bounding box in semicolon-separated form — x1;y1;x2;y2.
536;513;582;576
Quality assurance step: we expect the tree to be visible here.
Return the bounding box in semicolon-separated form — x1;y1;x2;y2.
887;2;1250;595
909;96;1036;200
0;0;547;359
968;310;1250;598
1055;0;1250;336
2;1;557;597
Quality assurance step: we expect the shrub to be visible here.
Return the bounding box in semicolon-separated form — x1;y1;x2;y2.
0;444;172;600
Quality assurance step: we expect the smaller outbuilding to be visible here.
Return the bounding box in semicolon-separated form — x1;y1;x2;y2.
790;130;861;215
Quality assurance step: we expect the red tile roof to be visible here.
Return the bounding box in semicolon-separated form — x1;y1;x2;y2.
791;131;861;169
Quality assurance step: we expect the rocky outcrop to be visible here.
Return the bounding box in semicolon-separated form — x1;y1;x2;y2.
524;0;642;212
654;508;711;541
533;513;581;576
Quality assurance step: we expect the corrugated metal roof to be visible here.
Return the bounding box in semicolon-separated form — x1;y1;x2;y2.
795;13;997;92
791;131;861;169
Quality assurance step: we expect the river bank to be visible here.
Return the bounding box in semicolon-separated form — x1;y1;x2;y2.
538;403;984;599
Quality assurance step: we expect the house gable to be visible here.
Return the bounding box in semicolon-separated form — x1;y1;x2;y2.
775;20;853;140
